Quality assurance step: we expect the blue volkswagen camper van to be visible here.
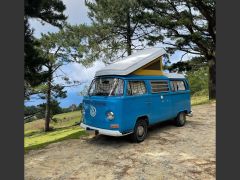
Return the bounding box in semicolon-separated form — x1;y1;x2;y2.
80;48;191;142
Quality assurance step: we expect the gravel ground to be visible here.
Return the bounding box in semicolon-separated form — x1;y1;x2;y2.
25;102;216;180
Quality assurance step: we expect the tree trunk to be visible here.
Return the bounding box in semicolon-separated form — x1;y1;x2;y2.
45;70;52;132
126;10;132;56
208;57;216;100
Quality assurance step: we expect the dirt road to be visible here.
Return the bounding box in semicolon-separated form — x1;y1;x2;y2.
25;102;216;180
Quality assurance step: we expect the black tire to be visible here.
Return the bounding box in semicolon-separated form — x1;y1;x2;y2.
174;112;186;127
130;119;148;143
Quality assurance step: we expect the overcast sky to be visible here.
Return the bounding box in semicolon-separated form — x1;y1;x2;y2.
26;0;195;107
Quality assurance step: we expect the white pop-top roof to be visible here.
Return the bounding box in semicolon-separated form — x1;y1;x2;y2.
163;72;185;79
95;47;166;76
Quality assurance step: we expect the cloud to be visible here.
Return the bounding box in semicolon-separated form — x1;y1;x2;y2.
54;60;104;90
51;61;105;94
69;61;106;82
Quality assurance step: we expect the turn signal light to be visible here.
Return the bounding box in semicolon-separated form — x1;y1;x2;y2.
110;124;119;129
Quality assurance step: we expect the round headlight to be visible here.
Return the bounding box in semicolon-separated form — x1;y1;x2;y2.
106;111;114;120
82;108;85;115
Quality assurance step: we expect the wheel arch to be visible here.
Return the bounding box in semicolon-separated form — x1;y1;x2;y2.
136;115;149;126
178;109;188;115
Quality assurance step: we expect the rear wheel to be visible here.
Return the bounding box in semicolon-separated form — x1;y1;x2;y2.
131;119;148;143
175;112;186;127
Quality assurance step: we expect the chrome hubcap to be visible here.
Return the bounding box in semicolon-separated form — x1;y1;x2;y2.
137;126;144;137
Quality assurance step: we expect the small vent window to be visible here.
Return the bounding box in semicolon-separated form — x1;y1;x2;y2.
150;81;169;93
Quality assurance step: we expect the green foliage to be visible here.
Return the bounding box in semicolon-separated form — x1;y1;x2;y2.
139;0;216;99
24;105;39;116
24;105;44;122
77;103;83;111
165;56;209;97
83;0;150;63
165;56;208;73
39;26;96;68
186;67;209;96
139;0;215;56
24;100;63;123
39;100;63;119
35;30;86;131
165;61;192;73
24;0;67;99
38;24;100;67
24;19;49;98
80;0;215;98
25;0;66;27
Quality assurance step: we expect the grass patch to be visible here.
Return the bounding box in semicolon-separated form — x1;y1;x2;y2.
54;111;81;120
25;126;87;153
191;95;215;106
51;116;81;128
24;110;86;153
24;111;82;135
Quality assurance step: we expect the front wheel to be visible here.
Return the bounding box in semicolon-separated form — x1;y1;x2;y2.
130;119;148;143
174;112;186;127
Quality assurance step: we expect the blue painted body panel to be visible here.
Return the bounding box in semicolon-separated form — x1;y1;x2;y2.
82;75;191;134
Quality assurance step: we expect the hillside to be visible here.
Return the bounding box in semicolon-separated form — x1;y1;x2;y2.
24;110;87;152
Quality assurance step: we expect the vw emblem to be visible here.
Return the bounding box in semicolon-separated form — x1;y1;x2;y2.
90;105;96;117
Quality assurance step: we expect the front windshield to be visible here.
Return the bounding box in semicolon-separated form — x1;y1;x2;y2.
88;78;124;96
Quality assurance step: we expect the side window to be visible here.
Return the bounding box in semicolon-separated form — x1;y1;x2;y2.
150;80;169;93
170;80;186;91
177;81;186;90
127;81;147;96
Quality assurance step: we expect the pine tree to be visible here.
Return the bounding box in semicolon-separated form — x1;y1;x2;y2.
84;0;151;63
36;31;82;131
24;0;67;99
139;0;216;99
33;25;95;131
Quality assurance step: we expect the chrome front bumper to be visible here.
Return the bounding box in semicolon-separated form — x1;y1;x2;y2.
80;123;125;137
